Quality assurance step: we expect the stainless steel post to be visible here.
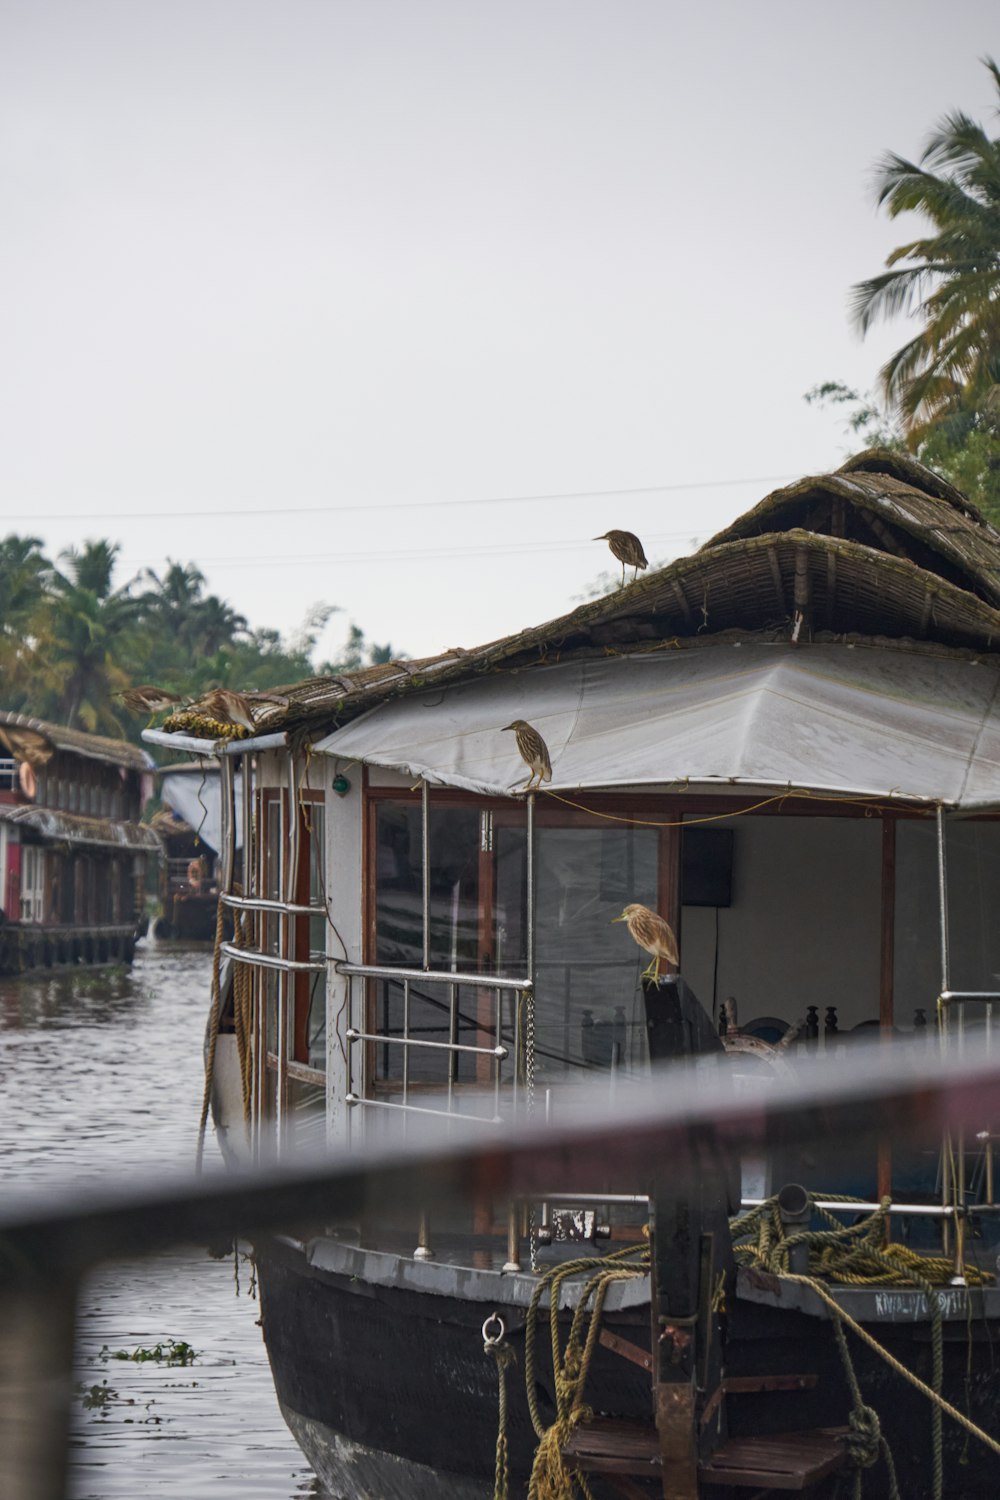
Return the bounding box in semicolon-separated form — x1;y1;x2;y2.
937;804;954;1252
421;779;431;971
503;1201;521;1272
414;1210;433;1261
220;755;236;894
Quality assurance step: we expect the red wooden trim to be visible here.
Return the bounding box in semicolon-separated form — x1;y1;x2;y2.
363;784;938;822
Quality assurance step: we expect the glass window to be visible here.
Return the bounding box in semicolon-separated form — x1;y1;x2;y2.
497;823;658;1085
373;802;481;1086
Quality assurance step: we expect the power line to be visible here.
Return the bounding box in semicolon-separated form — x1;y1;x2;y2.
6;473;794;524
118;531;710;571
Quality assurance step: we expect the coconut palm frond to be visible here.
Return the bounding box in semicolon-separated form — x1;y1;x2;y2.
854;58;1000;436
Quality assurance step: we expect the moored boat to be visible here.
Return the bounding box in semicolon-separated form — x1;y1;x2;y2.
148;449;1000;1497
0;711;159;974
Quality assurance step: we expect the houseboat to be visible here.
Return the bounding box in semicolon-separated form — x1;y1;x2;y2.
0;711;159;974
148;450;1000;1498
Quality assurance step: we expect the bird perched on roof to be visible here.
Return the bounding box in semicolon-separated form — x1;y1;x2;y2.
190;688;288;732
594;529;648;588
502;720;552;792
117;686;184;718
612;902;678;984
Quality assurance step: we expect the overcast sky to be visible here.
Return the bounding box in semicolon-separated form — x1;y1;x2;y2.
2;2;998;665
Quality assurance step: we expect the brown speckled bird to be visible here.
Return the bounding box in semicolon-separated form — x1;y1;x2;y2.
612;902;678;983
502;720;552;791
190;688;288;732
594;529;648;588
118;686;184;717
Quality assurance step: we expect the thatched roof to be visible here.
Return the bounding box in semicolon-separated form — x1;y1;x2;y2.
0;710;153;771
703;451;1000;608
154;450;1000;745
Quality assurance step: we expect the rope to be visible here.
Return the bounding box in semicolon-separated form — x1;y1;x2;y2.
540;786;927;829
484;1324;517;1500
786;1274;1000;1463
733;1192;998;1500
523;1244;649;1500
195;895;228;1172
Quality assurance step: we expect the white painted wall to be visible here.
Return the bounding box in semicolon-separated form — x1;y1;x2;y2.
680;816;882;1033
896;818;1000;1019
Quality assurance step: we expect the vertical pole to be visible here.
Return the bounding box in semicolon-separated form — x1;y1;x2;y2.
877;817;896;1216
525;792;536;1126
937;804;955;1252
414;1209;433;1262
421;778;431;972
936;804;951;1014
220;755;236;895
526;793;536;984
503;1200;522;1272
402;978;411;1108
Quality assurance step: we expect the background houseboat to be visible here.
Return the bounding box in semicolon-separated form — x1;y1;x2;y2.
149;450;1000;1498
150;760;243;941
0;711;159;974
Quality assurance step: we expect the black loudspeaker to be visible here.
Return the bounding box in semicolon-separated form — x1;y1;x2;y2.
681;828;733;908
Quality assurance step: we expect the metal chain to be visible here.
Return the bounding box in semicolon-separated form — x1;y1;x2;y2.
525;989;539;1270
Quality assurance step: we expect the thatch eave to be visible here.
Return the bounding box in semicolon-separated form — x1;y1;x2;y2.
245;527;1000;740
702;451;1000;608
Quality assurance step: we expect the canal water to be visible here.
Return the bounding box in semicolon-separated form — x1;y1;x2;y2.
0;941;322;1499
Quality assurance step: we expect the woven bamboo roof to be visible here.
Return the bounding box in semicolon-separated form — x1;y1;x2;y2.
174;450;1000;742
0;710;153;771
703;450;1000;607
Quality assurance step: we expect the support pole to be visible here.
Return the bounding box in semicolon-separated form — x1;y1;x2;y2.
421;779;431;972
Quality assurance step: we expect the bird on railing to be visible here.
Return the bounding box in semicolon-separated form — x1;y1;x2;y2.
612;902;678;984
502;719;552;792
593;529;648;588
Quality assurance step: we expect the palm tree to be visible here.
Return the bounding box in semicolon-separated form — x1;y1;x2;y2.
0;535;51;708
852;57;1000;440
38;541;144;733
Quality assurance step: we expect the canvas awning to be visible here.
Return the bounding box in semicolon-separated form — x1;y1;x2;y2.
159;769;243;853
312;643;1000;809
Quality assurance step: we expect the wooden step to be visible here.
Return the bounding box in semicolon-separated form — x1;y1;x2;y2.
563;1419;850;1491
700;1429;850;1490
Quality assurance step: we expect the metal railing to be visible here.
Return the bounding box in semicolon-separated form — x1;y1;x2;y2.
337;960;533;1135
936;988;1000;1244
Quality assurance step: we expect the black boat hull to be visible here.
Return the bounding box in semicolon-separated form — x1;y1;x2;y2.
258;1236;1000;1499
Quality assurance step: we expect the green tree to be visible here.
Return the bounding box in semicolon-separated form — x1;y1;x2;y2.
852;57;1000;439
806;380;1000;526
37;541;143;733
0;536;51;697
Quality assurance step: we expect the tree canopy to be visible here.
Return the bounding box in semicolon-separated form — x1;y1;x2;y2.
852;56;1000;440
0;538;402;740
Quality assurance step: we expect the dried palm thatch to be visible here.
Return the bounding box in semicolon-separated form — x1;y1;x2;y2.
155;450;1000;745
0;711;152;770
703;451;1000;608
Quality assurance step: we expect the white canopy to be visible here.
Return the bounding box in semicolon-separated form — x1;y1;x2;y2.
313;643;1000;809
160;768;244;852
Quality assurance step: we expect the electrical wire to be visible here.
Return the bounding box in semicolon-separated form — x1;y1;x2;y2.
117;529;709;572
8;473;795;525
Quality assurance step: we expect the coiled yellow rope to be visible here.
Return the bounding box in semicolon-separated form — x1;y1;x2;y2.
523;1243;649;1500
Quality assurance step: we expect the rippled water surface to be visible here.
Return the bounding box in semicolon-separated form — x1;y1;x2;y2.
0;941;321;1498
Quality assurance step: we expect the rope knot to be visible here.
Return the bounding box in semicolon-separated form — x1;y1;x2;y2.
847;1403;882;1469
